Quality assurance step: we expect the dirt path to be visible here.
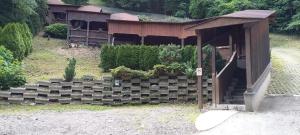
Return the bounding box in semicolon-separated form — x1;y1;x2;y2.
267;48;300;95
0;105;199;135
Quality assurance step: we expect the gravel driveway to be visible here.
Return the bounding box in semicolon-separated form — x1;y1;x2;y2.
0;105;199;135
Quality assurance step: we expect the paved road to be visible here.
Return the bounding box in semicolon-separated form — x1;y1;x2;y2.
267;48;300;95
0;105;198;135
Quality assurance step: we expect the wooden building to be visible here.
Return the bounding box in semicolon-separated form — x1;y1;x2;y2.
188;10;276;111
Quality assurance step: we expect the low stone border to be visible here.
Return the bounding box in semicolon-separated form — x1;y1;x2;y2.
0;76;212;105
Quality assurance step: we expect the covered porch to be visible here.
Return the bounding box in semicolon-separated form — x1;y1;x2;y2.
189;10;276;111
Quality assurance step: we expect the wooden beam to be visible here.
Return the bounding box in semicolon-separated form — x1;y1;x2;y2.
141;36;145;45
211;46;217;105
196;30;203;109
245;27;252;89
86;21;90;45
181;38;185;48
229;34;233;55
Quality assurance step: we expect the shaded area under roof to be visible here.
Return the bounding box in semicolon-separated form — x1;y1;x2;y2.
110;13;139;21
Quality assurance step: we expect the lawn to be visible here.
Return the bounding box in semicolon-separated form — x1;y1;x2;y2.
23;36;105;84
270;33;300;49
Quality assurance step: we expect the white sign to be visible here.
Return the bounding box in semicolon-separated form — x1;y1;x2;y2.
196;68;202;76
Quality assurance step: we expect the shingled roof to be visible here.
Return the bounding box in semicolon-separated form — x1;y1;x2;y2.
110;13;139;21
77;5;102;13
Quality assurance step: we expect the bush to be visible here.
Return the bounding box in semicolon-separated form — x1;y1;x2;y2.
18;23;33;56
0;46;26;90
159;45;182;65
116;45;140;70
64;58;76;82
0;23;26;60
183;62;196;79
139;46;160;71
45;23;67;39
100;45;117;72
180;45;196;63
111;66;149;80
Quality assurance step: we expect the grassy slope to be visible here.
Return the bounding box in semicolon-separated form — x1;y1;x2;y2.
23;36;103;84
270;33;300;49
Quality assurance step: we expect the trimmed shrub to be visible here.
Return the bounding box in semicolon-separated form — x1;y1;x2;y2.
180;45;195;63
0;23;26;60
167;62;185;76
100;45;117;72
139;46;160;71
0;46;26;90
159;45;182;65
64;58;76;82
45;23;67;39
18;23;33;56
116;45;140;70
111;66;149;80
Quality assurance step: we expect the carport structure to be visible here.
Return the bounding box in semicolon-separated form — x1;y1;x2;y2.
188;10;276;111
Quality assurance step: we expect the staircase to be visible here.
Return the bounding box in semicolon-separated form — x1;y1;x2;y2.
224;68;246;104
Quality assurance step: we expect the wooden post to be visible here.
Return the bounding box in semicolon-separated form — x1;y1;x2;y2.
245;27;252;89
181;38;185;48
211;46;217;105
66;14;70;42
108;34;112;44
196;30;203;109
86;21;90;45
112;37;115;46
229;34;233;55
141;36;145;45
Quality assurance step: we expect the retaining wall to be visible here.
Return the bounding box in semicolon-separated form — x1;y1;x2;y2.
0;76;212;105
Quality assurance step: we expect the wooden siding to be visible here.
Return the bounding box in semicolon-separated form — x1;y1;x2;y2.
249;19;271;85
108;21;196;39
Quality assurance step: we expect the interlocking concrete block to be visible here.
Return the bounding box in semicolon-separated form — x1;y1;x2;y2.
82;98;93;104
35;97;49;104
131;86;141;91
168;79;178;83
48;94;61;100
72;85;83;91
131;78;141;83
187;79;196;84
112;87;122;92
169;93;178;98
168;86;178;91
177;83;188;87
150;85;159;91
178;89;188;95
38;81;51;87
25;84;38;90
71;93;82;99
103;76;113;82
159;97;169;103
93;80;103;85
102;91;113;95
8;97;24;104
61;82;73;87
37;88;50;95
112;94;122;99
92;94;103;99
82;90;93;95
140;82;150;87
83;82;93;87
0;91;11;98
59;90;72;95
10;88;25;94
177;76;187;80
92;101;103;105
50;85;62;91
141;97;150;103
141;90;150;95
23;92;38;99
59;98;71;104
159;90;169;95
159;82;169;87
149;78;159;83
93;86;104;91
49;79;64;83
159;76;169;80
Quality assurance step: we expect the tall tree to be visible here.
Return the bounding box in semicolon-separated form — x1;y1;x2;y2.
62;0;88;5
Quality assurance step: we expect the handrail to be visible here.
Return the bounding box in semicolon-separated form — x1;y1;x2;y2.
217;51;237;78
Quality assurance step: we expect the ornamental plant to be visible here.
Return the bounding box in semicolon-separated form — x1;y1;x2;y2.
64;58;76;82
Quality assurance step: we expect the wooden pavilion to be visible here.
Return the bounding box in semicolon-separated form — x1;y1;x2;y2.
188;10;276;111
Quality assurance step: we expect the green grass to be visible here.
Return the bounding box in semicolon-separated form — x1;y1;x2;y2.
270;33;300;49
0;103;198;115
23;36;104;84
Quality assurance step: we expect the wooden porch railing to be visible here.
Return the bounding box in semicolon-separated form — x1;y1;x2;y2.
215;51;237;104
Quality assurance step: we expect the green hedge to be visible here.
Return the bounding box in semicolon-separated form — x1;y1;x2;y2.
45;23;67;39
100;45;160;71
0;46;26;90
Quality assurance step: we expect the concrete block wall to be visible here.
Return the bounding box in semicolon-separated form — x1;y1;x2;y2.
0;76;212;105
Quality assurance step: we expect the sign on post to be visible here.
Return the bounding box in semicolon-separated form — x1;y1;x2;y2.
196;68;203;76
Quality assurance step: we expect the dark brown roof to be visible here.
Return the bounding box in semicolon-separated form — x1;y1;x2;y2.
47;0;65;5
222;10;276;19
110;13;139;21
